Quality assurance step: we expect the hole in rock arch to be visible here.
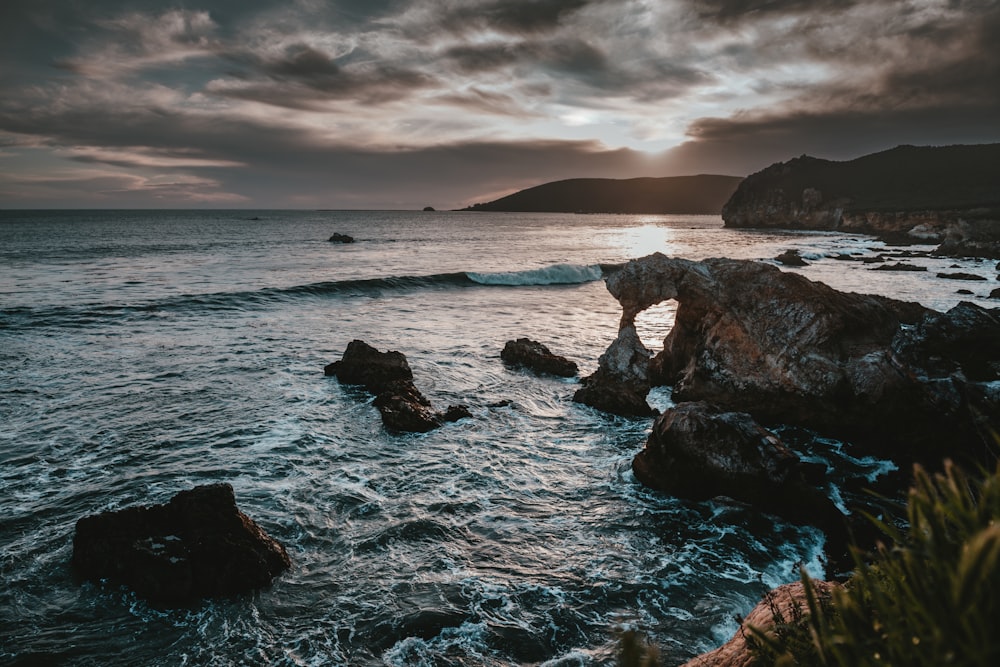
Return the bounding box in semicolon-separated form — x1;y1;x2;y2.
634;299;678;352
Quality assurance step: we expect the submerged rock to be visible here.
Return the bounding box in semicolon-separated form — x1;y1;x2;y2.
326;340;469;433
501;338;578;377
774;249;808;266
633;402;846;548
598;253;998;464
936;271;987;281
72;483;290;605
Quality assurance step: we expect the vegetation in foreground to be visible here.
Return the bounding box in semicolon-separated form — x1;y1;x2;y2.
618;459;1000;667
749;460;1000;667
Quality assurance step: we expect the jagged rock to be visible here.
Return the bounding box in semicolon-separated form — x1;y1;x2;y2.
632;402;846;547
328;233;355;243
936;271;987;280
573;326;656;417
372;379;442;433
599;253;999;464
326;340;468;432
324;340;413;393
774;249;808;266
501;338;577;377
680;581;841;667
72;484;290;605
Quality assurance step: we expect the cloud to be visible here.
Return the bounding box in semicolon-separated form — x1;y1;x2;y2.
434;0;596;35
56;9;220;77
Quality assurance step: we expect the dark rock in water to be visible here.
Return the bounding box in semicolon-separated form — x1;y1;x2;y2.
328;233;355;243
936;271;987;281
632;402;846;544
863;255;886;264
372;379;442;433
324;340;413;393
600;253;999;465
774;249;808;266
573;374;656;418
501;338;578;377
957;289;975;295
440;405;472;422
573;326;656;417
832;253;861;261
72;483;290;605
422;206;435;212
326;340;467;432
873;262;927;271
991;288;1000;299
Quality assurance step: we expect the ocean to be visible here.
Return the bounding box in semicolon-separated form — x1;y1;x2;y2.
1;210;996;666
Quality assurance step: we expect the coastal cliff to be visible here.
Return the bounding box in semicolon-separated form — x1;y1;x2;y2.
463;175;742;214
722;144;1000;256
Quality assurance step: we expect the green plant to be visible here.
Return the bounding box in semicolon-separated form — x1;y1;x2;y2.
751;460;1000;666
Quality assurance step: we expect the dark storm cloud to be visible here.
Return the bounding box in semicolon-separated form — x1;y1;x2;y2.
211;42;437;108
445;37;606;75
688;0;857;22
437;0;595;35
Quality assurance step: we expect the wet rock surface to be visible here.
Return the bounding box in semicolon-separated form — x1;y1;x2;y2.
326;340;469;433
72;483;290;605
600;254;998;464
500;338;577;377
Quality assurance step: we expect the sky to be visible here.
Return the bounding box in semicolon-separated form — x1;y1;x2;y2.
1;0;998;209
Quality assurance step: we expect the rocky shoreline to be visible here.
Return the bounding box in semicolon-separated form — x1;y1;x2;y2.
722;144;1000;259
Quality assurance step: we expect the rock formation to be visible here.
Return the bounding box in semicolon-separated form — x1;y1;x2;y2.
328;233;355;243
722;144;1000;258
72;483;290;605
680;581;840;667
501;338;578;377
594;253;998;464
325;340;469;433
573;325;656;417
633;403;840;526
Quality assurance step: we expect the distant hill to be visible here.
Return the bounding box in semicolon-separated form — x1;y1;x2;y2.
721;143;1000;257
462;175;743;214
723;143;1000;226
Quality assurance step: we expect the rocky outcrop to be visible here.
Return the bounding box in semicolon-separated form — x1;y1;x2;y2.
633;402;849;566
573;325;656;417
72;483;290;605
328;233;355;243
325;340;469;432
634;403;838;523
597;253;999;464
680;581;840;667
722;144;1000;257
501;338;578;377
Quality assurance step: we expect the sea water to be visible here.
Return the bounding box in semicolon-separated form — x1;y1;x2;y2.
1;210;995;666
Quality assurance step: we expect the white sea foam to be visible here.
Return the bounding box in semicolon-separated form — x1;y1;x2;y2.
467;263;603;286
